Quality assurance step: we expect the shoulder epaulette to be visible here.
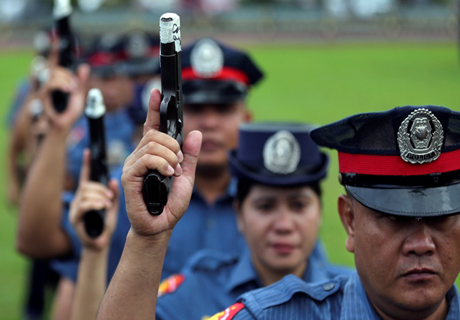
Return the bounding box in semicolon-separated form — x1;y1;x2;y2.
207;302;245;320
157;274;185;297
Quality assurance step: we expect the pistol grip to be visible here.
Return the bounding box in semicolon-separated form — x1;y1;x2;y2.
143;171;171;215
51;90;69;113
83;209;105;238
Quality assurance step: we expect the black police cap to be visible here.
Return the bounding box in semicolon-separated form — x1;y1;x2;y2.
311;105;460;217
229;122;329;186
181;38;263;105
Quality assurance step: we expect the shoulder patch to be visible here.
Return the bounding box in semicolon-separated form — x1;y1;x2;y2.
157;274;185;297
207;303;245;320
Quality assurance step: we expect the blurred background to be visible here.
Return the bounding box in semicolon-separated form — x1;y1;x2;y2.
1;0;459;319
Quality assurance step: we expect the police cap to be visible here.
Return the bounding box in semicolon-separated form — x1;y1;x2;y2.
229;122;329;186
311;105;460;217
181;38;263;105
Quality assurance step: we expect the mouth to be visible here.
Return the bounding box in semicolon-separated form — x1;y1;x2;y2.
270;243;296;255
401;268;437;281
201;140;222;152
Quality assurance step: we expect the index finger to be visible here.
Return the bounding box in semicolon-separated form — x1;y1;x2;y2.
143;88;161;136
79;149;91;184
48;37;60;69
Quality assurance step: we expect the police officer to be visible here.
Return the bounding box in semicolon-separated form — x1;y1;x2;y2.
160;38;266;279
209;105;460;319
153;122;352;319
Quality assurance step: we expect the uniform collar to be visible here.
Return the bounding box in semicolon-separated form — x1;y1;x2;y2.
191;177;237;203
225;248;260;293
341;273;460;319
302;242;334;283
225;242;333;294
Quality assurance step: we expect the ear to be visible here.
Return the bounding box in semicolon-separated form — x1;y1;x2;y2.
338;194;356;253
234;201;245;234
244;109;253;122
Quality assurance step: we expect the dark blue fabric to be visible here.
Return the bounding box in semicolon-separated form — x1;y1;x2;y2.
230;272;460;319
156;246;353;320
162;179;246;280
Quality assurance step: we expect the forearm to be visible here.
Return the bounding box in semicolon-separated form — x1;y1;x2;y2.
71;248;109;320
97;229;172;320
17;126;72;258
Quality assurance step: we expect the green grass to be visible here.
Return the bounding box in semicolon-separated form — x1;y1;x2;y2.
1;42;459;319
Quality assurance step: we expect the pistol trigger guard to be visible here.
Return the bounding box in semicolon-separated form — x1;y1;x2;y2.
159;94;171;133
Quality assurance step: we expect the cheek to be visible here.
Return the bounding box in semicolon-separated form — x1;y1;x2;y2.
298;211;321;249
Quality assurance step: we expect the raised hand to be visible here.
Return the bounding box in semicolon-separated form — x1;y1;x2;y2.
121;89;202;238
39;46;90;131
69;150;119;250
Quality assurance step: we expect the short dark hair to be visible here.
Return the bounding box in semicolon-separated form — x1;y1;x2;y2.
235;179;322;210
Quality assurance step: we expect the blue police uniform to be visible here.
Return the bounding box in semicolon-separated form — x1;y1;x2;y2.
156;247;353;320
226;273;460;320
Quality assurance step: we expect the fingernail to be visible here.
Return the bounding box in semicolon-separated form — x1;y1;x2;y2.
177;151;184;163
174;164;182;176
167;165;175;175
106;190;114;198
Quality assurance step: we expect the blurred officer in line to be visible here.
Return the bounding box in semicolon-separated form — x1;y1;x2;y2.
15;33;139;320
7;29;54;206
160;38;264;279
209;105;460;320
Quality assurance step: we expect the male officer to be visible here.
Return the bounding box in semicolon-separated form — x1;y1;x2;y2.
211;105;460;319
98;105;460;320
160;38;265;279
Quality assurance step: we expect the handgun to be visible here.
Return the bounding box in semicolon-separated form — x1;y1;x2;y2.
84;88;109;238
142;13;183;215
51;0;77;113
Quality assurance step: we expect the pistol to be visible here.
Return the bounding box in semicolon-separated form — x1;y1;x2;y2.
142;13;183;215
52;0;77;113
84;88;109;238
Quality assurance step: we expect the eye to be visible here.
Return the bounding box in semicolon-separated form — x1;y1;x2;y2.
290;200;307;211
254;201;275;213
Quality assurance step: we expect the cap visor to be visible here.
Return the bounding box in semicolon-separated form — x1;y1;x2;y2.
346;184;460;217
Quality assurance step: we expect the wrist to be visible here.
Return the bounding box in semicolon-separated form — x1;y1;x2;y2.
127;229;172;254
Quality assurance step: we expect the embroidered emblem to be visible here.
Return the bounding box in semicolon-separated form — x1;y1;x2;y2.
397;108;444;164
190;38;224;78
263;130;301;174
157;274;185;297
207;303;245;320
127;31;149;59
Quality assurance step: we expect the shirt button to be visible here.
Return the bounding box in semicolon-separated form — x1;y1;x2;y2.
323;283;335;291
207;219;215;229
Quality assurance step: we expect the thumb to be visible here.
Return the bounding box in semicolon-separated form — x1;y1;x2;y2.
79;149;91;184
180;130;202;184
107;178;120;204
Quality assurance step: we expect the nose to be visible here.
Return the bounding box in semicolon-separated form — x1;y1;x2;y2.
273;209;294;235
200;108;220;129
402;221;436;257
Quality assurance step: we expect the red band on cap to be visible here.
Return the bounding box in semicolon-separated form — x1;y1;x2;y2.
88;52;116;67
339;149;460;176
182;67;249;85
